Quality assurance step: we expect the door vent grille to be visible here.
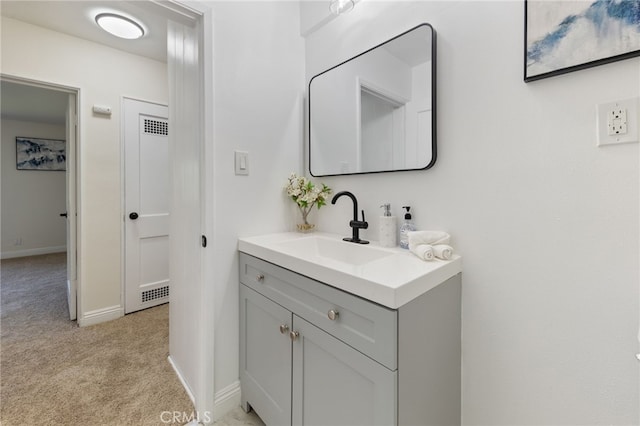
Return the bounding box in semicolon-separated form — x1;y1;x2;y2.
142;286;169;303
144;119;168;136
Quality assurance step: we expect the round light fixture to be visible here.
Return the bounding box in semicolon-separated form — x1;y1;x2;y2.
330;0;355;15
95;13;144;40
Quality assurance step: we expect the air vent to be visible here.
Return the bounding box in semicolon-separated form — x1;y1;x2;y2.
144;119;168;136
141;286;169;303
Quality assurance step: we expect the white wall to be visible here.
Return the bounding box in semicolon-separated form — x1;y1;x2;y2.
209;0;305;404
1;17;168;323
1;119;66;257
304;1;639;425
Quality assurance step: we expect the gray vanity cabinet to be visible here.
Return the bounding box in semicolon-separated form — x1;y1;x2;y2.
291;316;396;426
240;284;292;426
241;283;395;426
239;252;461;426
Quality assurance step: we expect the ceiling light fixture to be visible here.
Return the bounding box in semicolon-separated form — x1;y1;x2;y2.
330;0;355;15
95;13;145;40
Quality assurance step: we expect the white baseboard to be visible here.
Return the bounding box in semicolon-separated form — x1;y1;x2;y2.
165;356;240;425
168;355;196;406
78;305;123;327
1;245;66;259
213;380;241;422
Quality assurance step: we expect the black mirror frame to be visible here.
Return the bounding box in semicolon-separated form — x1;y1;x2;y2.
308;23;437;177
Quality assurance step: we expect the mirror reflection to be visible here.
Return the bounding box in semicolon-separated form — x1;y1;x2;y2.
309;23;436;176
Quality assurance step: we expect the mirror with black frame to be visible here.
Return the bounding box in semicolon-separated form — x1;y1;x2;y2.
309;23;436;177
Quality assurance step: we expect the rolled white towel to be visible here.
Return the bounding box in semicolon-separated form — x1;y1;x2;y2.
410;243;434;261
433;244;453;260
407;230;450;246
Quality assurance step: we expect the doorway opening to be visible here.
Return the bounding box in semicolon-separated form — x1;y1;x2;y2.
1;0;215;417
359;86;406;172
0;75;79;321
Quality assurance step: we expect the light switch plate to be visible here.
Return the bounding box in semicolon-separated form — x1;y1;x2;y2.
597;97;639;146
235;150;249;175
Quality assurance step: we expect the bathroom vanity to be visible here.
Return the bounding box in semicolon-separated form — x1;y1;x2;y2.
238;232;461;426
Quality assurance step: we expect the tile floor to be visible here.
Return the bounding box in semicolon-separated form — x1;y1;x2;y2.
214;406;265;426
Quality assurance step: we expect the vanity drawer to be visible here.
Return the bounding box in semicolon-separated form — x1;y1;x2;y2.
240;253;397;370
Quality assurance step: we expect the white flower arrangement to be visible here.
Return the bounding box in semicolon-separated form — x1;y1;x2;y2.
285;173;331;230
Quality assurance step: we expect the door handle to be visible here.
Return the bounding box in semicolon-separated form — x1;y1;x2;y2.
129;212;139;220
60;213;68;217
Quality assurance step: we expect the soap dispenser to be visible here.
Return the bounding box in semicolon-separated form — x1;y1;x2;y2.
399;206;417;249
379;204;397;248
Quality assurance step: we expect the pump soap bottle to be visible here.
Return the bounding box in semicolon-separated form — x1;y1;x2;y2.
379;204;397;248
399;206;417;249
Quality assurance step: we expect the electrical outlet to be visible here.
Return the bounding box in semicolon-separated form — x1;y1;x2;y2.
597;97;639;146
607;108;627;135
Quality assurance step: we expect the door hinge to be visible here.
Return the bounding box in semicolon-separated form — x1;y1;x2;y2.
202;235;207;248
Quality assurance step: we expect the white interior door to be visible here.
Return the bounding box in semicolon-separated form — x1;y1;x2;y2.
167;17;206;410
65;93;77;321
124;98;170;314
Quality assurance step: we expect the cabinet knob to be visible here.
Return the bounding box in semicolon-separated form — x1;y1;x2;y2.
256;274;265;282
279;324;289;334
289;330;299;341
327;309;339;321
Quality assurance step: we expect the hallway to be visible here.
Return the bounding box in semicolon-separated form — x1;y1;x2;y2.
0;253;192;425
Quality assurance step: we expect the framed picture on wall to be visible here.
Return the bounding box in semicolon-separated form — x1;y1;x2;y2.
16;136;66;171
524;0;640;82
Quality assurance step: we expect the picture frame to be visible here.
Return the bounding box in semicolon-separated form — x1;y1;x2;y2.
524;0;640;82
16;136;66;171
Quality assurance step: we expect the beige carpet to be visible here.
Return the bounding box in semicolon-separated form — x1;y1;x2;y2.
0;253;193;425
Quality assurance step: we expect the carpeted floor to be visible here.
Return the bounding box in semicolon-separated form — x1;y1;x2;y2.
0;253;193;425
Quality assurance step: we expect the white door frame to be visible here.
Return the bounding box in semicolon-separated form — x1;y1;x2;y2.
0;74;81;321
65;91;78;320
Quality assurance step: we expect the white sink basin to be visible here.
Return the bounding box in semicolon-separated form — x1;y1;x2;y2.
238;232;462;309
275;235;394;266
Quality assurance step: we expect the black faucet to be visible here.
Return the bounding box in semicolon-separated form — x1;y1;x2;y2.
331;191;369;244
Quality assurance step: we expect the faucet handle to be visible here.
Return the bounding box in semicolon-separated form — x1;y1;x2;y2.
361;210;368;229
350;210;369;230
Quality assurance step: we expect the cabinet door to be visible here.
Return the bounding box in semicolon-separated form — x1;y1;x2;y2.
240;284;292;426
292;316;397;426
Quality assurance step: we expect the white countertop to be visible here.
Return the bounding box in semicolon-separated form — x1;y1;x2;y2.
237;232;462;309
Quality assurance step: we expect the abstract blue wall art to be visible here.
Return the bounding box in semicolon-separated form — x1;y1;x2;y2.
16;137;66;171
525;0;640;82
